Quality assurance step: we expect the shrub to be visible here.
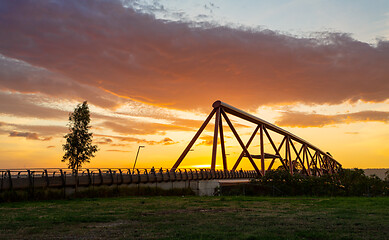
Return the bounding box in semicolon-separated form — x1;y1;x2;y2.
220;168;389;197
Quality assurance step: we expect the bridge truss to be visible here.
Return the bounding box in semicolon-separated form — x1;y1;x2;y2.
172;100;342;176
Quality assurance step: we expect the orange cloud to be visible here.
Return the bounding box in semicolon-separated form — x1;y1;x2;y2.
160;137;175;145
0;122;65;141
0;0;388;112
106;149;131;153
96;138;113;144
0;122;66;137
197;135;220;146
95;134;176;146
9;131;52;141
276;110;389;127
0;55;121;109
120;136;176;145
99;120;193;135
0;92;68;119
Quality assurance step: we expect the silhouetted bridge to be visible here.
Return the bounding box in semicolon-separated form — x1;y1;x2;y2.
172;100;341;176
1;101;341;196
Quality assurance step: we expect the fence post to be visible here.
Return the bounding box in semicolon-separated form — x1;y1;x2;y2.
44;169;49;188
7;170;12;191
74;170;78;196
172;169;177;181
98;169;103;185
166;169;171;182
127;169;133;184
152;168;157;182
144;169;149;183
109;169;114;185
118;169;123;185
87;169;91;186
179;169;183;181
136;169;141;184
59;169;65;197
0;171;3;192
27;170;33;198
184;169;188;181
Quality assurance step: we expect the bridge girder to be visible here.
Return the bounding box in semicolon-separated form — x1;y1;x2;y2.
172;100;342;176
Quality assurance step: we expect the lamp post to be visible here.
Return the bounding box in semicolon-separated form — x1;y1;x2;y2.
132;146;145;172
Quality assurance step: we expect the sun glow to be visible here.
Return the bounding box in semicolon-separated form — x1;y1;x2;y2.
0;0;388;170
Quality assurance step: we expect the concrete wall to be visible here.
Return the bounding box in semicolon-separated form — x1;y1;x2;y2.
0;169;257;196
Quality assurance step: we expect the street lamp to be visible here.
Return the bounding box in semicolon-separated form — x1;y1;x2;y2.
132;146;145;172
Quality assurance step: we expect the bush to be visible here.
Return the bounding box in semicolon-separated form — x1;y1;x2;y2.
220;168;389;197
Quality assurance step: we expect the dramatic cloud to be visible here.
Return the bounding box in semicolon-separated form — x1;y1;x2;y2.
0;91;68;119
0;55;121;109
94;110;252;137
276;110;389;127
100;120;192;135
0;0;388;112
96;137;113;145
160;137;175;145
15;125;67;136
197;135;220;146
0;122;66;142
9;131;52;141
106;149;131;152
95;134;176;146
119;136;176;145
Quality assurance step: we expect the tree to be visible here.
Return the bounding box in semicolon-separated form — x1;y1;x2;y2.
62;101;98;171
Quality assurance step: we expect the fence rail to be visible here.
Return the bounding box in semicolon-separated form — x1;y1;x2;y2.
0;168;258;191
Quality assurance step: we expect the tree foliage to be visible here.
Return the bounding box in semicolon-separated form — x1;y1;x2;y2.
220;168;389;197
62;101;98;170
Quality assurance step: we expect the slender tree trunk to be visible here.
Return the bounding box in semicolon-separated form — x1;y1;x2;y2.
75;165;78;197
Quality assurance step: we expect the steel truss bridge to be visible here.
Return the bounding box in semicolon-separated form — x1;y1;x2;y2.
0;101;342;193
172;100;342;176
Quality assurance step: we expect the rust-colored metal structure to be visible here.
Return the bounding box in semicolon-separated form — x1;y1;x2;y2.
172;100;342;176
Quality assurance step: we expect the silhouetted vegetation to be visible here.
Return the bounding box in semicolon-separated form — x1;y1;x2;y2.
62;101;98;171
219;168;389;197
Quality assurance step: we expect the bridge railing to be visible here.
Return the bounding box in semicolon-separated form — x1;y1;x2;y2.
0;168;258;191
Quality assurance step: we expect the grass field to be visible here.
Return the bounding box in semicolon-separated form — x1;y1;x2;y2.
0;196;388;239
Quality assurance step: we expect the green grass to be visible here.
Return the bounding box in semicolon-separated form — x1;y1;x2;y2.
0;196;388;239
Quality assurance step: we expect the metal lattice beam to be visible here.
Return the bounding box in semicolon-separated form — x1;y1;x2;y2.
171;100;342;176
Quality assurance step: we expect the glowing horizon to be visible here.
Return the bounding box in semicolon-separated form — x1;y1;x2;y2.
0;0;388;170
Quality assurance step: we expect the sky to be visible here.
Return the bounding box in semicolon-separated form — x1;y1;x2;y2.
0;0;388;170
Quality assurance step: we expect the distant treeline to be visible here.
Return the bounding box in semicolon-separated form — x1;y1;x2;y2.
219;168;389;197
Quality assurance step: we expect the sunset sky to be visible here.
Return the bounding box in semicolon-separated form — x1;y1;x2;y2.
0;0;388;170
